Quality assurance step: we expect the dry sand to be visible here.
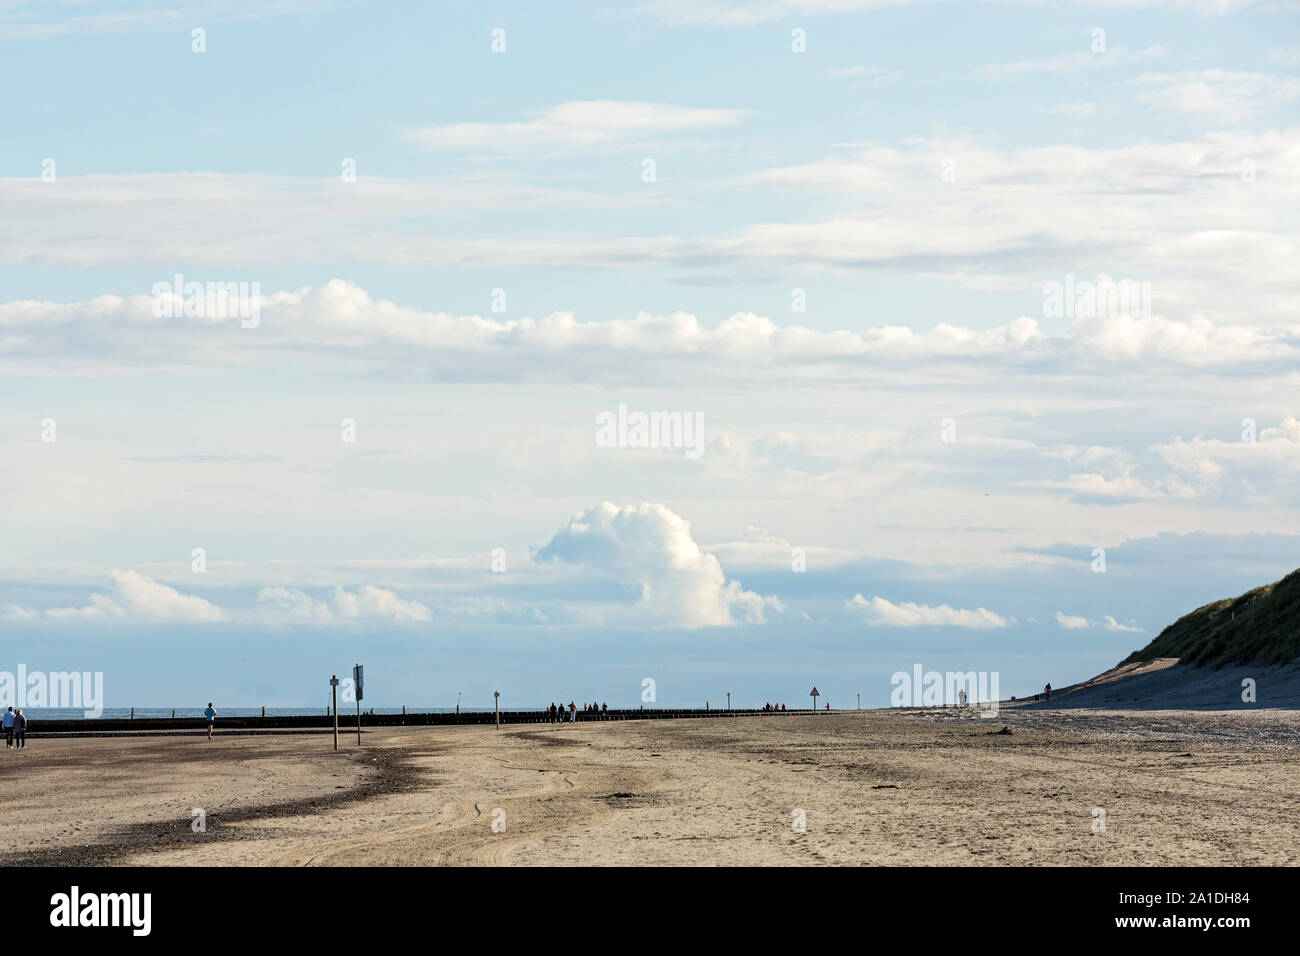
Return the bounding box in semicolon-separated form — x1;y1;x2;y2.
3;709;1298;866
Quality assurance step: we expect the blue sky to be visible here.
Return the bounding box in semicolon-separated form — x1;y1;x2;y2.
1;0;1297;709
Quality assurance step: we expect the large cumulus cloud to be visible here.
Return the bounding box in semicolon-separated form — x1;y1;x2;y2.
534;501;782;628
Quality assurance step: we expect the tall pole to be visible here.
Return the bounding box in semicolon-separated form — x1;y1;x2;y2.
331;676;339;751
495;691;500;731
353;662;364;745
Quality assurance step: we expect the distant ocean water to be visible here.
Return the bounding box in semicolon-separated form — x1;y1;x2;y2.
23;707;526;720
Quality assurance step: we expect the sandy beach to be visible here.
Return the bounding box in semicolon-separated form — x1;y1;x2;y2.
3;710;1298;866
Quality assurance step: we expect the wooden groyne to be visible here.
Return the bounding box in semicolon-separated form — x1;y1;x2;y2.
28;707;813;735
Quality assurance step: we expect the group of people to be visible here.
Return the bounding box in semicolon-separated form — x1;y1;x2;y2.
3;707;27;748
546;701;609;723
762;702;788;711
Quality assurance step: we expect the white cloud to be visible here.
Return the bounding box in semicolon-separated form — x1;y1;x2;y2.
978;44;1165;80
1032;419;1300;506
403;100;746;153
1103;615;1142;632
47;570;224;622
727;130;1300;325
535;501;781;628
848;594;1010;629
1056;610;1141;631
109;569;226;621
1135;70;1300;118
4;129;1298;330
978;49;1122;79
257;585;431;623
0;171;657;274
332;585;432;623
1037;469;1168;501
0;0;329;40
257;587;333;620
1153;417;1300;497
636;0;1263;27
5;280;1297;382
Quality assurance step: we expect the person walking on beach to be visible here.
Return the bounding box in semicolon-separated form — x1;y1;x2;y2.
569;701;576;722
1043;683;1052;703
13;710;26;749
2;707;14;749
204;702;216;740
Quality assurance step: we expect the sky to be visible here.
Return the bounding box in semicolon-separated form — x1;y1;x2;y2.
1;0;1297;711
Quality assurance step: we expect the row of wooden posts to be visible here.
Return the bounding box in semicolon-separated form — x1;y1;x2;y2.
128;691;864;726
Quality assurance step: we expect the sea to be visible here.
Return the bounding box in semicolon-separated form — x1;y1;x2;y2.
22;707;520;720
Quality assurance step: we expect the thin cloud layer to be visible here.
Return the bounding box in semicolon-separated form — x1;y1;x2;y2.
4;279;1296;378
257;585;432;623
404;100;747;153
848;594;1010;629
1057;610;1142;632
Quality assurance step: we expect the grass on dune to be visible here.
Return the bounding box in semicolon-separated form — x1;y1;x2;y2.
1120;568;1300;669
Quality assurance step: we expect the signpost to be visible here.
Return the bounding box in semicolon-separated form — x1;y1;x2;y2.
353;664;364;745
329;675;340;750
494;690;500;730
810;686;820;712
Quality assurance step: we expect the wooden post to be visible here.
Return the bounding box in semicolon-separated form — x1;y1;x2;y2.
356;697;361;746
261;705;265;718
331;676;339;751
727;692;730;710
494;691;500;730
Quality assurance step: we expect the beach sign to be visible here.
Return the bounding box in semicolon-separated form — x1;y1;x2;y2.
810;686;820;710
353;664;364;702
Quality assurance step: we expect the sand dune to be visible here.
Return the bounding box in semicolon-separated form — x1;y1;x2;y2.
1010;658;1300;711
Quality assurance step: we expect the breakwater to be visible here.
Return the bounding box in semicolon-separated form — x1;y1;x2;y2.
27;707;815;735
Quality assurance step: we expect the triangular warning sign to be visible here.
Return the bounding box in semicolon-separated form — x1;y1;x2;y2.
810;686;819;696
